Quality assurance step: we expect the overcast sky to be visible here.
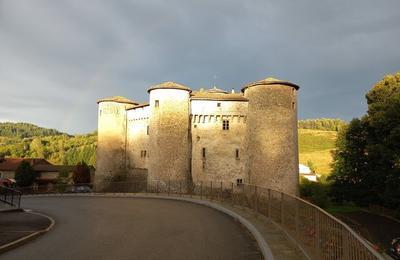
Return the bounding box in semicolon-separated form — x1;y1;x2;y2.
0;0;399;134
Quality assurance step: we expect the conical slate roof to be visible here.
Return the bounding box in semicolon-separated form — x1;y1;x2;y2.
147;81;192;93
97;96;139;105
241;77;299;92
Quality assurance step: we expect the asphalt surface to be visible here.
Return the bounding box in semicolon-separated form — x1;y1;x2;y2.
0;210;51;245
0;197;262;260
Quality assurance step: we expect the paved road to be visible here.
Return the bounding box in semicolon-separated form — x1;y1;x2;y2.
0;210;51;245
1;197;262;260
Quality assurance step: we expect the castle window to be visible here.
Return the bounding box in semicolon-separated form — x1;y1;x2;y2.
292;102;295;109
147;125;149;135
155;100;159;107
236;179;243;185
235;149;240;159
144;150;147;158
222;120;229;130
202;147;206;158
217;102;221;107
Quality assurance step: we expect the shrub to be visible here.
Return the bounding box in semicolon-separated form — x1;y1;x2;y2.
15;160;37;187
72;161;91;184
56;167;71;192
300;177;331;208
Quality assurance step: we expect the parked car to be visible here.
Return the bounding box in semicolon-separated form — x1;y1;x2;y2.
389;238;400;259
66;185;92;193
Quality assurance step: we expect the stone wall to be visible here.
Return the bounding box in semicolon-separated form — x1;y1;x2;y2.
126;105;150;170
190;100;247;184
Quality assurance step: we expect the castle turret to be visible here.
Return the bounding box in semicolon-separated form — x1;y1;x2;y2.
147;82;191;185
95;96;138;187
242;77;299;195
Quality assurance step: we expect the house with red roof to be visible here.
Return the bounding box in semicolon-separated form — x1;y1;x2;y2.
0;157;92;186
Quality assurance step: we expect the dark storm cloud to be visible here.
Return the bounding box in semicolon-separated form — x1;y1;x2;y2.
0;0;399;133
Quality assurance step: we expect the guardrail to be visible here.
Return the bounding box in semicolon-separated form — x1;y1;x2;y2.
0;186;22;208
18;180;384;260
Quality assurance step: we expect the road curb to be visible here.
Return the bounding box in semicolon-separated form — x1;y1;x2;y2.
0;211;55;254
22;193;273;259
0;208;24;213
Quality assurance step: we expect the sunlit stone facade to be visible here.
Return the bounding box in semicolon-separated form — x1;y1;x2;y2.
96;78;300;194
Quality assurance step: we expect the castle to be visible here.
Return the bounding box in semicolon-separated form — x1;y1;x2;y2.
95;77;300;194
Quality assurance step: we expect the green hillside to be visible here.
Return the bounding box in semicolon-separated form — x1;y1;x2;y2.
298;129;337;175
0;122;64;138
297;118;346;175
0;122;96;166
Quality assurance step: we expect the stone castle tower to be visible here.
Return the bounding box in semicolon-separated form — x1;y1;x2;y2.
147;82;192;184
95;77;300;194
96;97;138;186
243;78;299;194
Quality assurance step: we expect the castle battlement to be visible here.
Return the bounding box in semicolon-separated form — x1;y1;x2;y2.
95;77;300;194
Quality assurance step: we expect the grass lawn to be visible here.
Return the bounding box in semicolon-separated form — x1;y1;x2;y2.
298;129;337;175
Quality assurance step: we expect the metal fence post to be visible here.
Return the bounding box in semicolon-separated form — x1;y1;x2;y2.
156;181;159;195
210;181;213;200
315;210;321;259
200;181;203;200
179;181;182;196
254;186;258;213
220;181;223;201
281;192;284;225
267;189;271;218
242;183;245;208
295;198;300;240
168;180;170;196
231;182;234;205
342;228;350;260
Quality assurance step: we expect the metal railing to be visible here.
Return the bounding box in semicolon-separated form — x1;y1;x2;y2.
18;180;384;260
0;186;22;208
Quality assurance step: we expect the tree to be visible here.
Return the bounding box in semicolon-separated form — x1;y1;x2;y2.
365;72;400;209
30;138;45;158
56;167;72;192
330;72;400;210
15;160;37;187
329;118;373;205
72;162;91;184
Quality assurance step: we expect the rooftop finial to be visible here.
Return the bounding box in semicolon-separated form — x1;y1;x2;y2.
213;74;217;88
